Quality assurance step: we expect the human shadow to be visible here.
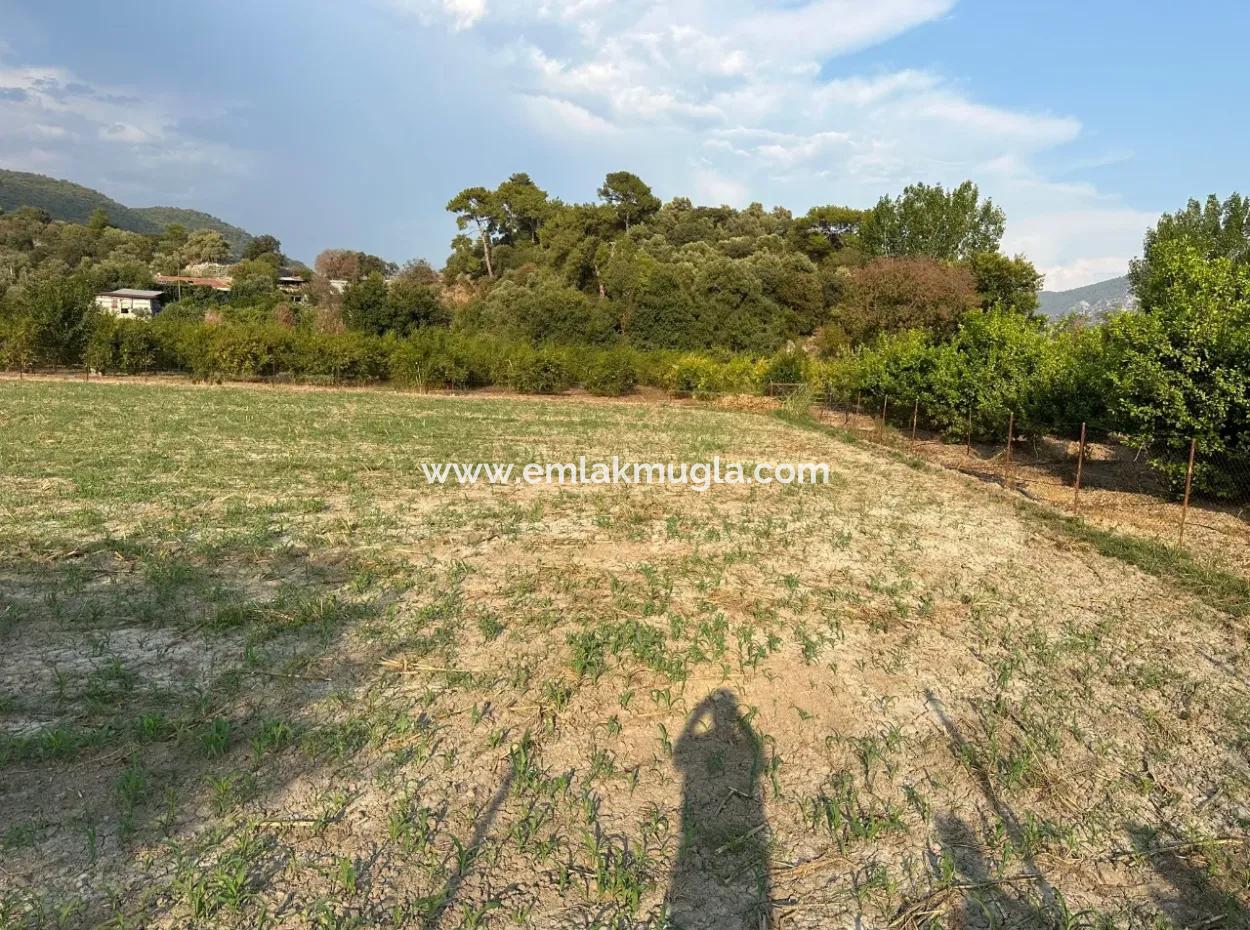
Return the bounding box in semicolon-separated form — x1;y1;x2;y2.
665;689;773;930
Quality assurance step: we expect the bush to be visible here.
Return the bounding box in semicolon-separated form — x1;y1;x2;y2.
761;349;807;389
506;346;573;394
85;316;160;374
584;349;639;396
836;257;978;343
390;330;500;389
666;354;725;398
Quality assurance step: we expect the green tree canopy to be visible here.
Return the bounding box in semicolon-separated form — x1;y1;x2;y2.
597;171;660;231
861;181;1005;261
1129;193;1250;310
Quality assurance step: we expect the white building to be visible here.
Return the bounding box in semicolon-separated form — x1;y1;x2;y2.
94;289;164;319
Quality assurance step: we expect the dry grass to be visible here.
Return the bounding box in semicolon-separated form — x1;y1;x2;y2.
1;379;1248;930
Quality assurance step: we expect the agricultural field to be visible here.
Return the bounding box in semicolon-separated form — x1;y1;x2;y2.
1;379;1248;930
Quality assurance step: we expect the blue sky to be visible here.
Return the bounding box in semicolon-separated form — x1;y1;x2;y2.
1;0;1247;289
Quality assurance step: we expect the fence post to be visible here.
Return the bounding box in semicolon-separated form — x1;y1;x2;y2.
1072;422;1087;515
911;399;919;443
1004;411;1014;485
1178;437;1197;547
965;407;973;457
880;396;888;437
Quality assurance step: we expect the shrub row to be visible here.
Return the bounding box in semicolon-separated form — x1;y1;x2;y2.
52;316;811;400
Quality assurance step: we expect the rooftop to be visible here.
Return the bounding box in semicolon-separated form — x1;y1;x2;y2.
99;289;163;299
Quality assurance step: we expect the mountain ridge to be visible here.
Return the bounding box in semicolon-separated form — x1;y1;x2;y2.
1038;274;1136;319
0;169;253;254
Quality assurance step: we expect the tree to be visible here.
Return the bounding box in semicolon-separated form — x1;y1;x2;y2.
494;173;551;244
242;234;283;261
314;249;395;282
178;229;230;266
341;273;390;332
87;207;110;232
1107;239;1250;495
2;275;96;365
446;187;499;278
967;252;1043;314
229;259;280;303
836;257;979;343
1128;193;1250;310
791;205;864;260
598;172;660;232
860;181;1005;261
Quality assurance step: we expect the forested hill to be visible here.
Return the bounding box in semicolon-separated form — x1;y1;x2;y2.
0;169;253;253
1038;275;1136;319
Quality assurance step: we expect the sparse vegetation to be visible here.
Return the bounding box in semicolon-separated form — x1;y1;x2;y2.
2;379;1247;929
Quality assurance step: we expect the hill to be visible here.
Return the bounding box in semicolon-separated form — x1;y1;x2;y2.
1038;274;1136;319
130;205;253;254
0;169;253;254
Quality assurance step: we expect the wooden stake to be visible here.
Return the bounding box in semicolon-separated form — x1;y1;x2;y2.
1005;412;1014;464
1072;422;1087;515
880;396;888;435
911;399;919;443
1178;437;1197;547
966;407;973;456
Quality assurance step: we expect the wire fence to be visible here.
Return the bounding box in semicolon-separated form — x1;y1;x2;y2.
769;382;1250;578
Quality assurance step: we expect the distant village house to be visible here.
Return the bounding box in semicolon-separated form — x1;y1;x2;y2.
94;289;163;319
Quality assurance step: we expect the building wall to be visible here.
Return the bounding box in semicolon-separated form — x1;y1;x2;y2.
94;296;160;319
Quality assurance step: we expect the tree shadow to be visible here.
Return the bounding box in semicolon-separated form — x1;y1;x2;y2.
666;688;772;930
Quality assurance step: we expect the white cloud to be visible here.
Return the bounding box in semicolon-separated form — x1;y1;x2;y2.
518;94;620;137
693;167;749;206
376;0;485;30
392;0;1148;285
1003;208;1157;290
0;61;250;202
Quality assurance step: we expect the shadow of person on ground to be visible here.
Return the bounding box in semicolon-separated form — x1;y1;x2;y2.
665;689;772;930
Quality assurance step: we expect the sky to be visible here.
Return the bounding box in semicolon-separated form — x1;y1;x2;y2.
1;1;1247;290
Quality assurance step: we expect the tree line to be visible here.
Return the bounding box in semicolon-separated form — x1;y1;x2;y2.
0;178;1246;496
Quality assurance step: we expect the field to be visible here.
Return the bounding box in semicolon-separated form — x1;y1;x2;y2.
1;379;1248;930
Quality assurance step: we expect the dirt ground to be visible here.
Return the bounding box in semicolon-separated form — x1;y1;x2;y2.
1;379;1248;930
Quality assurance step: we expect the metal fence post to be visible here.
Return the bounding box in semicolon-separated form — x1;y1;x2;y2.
966;407;973;457
1072;422;1087;515
880;396;888;437
1178;437;1197;547
911;399;919;443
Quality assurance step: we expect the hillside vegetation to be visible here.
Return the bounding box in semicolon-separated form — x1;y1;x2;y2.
0;169;253;253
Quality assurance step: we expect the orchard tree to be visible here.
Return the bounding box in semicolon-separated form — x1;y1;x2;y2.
598;171;660;231
1108;238;1250;494
1129;193;1250;310
861;181;1005;261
